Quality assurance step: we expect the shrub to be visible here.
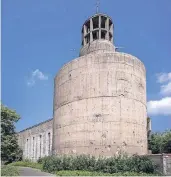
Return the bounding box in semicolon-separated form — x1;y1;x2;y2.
41;154;157;174
128;155;156;173
72;155;94;171
42;155;62;172
1;165;19;176
62;155;75;170
7;155;159;175
37;156;48;164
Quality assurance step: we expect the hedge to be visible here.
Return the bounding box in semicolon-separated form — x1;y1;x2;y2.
38;154;158;174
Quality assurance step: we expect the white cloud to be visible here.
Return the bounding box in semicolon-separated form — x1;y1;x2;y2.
27;80;35;86
147;97;171;116
160;82;171;96
32;69;48;80
156;72;171;83
156;72;171;96
147;72;171;116
27;69;48;86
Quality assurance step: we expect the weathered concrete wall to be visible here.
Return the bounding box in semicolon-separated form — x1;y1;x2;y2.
146;154;163;174
80;40;115;56
163;154;171;175
53;50;147;156
18;119;53;161
147;154;171;175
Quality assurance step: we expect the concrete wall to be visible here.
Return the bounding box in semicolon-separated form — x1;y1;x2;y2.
53;50;147;156
146;154;163;174
18;119;53;161
147;154;171;175
80;39;115;56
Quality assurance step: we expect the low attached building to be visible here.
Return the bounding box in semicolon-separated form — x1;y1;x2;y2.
17;119;53;161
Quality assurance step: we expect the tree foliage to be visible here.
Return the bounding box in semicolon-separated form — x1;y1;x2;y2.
1;104;23;163
149;129;171;154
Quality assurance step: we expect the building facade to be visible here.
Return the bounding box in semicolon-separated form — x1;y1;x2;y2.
18;119;53;161
18;13;148;160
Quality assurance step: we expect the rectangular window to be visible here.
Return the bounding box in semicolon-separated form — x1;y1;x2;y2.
33;137;34;158
101;16;106;28
92;16;99;29
93;30;99;41
109;19;112;32
85;21;90;33
85;34;90;44
101;30;107;39
48;133;50;155
27;139;28;157
109;33;112;42
40;135;42;158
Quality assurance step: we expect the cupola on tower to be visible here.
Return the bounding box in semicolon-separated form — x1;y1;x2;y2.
80;14;115;56
53;13;148;156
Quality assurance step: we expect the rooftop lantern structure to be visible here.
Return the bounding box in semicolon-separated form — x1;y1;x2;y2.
80;13;115;56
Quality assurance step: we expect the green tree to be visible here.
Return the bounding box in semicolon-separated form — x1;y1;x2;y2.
162;130;171;153
1;104;23;164
149;129;171;154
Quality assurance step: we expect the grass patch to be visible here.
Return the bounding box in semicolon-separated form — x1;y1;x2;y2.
1;165;19;176
9;160;42;170
55;170;158;176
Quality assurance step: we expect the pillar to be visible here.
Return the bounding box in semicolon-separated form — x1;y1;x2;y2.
105;18;109;40
90;19;93;42
99;15;101;39
83;25;86;45
110;24;114;42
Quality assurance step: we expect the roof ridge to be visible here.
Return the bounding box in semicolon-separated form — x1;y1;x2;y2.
18;118;53;133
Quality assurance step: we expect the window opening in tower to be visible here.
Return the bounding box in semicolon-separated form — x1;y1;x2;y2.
101;30;106;39
93;30;99;40
92;16;99;29
101;16;106;28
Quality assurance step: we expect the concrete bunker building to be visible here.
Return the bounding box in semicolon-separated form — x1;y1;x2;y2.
18;13;148;161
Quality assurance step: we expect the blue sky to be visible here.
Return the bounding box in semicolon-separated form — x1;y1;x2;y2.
2;0;171;132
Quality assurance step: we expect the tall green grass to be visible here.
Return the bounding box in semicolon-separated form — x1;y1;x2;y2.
9;160;42;170
1;165;19;176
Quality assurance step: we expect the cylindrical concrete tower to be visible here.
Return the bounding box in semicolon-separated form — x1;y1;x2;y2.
53;13;148;156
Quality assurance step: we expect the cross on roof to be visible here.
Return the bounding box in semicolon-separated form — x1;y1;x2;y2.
96;0;100;13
